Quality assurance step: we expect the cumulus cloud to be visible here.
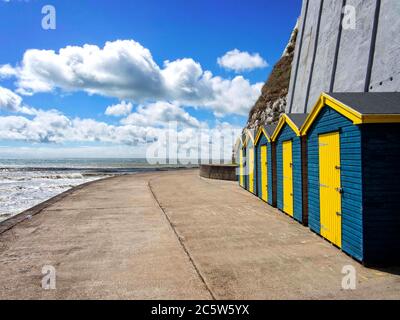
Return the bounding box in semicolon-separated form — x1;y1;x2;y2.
0;145;147;159
9;40;165;98
1;40;262;116
0;93;241;160
200;75;263;117
0;108;239;152
0;64;18;78
0;89;156;145
121;101;201;128
0;86;35;114
0;89;219;146
0;87;213;147
0;110;69;143
105;101;133;116
217;49;268;72
0;86;23;112
0;110;158;145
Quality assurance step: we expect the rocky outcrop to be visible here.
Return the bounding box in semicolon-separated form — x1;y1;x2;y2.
245;25;298;129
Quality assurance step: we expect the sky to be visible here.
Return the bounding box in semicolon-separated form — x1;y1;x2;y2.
0;0;301;158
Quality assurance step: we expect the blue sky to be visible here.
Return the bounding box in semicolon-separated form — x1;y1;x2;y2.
0;0;301;158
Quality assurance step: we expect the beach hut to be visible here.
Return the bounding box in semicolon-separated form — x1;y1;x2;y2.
271;113;308;225
254;124;277;206
238;132;247;190
235;136;245;187
244;129;256;194
300;92;400;265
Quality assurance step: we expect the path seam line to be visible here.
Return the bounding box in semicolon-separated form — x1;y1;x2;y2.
148;179;216;300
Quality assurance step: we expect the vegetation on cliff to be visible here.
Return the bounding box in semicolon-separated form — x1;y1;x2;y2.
245;26;298;129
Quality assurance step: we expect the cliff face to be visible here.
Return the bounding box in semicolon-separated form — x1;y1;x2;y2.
245;26;298;129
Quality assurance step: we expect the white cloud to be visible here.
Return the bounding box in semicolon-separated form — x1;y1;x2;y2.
1;40;262;116
0;110;158;145
0;145;146;159
0;110;72;143
105;101;133;116
217;49;268;72
0;108;240;153
121;101;201;128
0;64;18;78
0;90;156;145
0;86;23;112
0;90;200;145
0;88;236;150
11;41;164;98
0;86;35;114
0;93;242;159
200;75;263;117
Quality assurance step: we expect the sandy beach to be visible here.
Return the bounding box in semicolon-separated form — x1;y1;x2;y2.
1;169;400;300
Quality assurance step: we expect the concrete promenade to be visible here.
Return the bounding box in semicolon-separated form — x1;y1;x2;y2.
1;169;399;299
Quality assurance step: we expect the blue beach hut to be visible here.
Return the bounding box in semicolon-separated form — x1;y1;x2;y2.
271;113;308;225
254;124;277;206
243;129;256;194
239;131;249;190
236;136;245;188
300;92;400;265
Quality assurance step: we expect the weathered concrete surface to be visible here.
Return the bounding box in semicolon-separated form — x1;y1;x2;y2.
150;171;400;300
0;173;211;300
287;0;400;113
370;0;400;92
289;0;321;113
287;0;308;112
1;169;400;300
334;0;375;93
307;0;343;109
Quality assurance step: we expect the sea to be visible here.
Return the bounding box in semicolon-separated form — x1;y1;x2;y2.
0;158;198;222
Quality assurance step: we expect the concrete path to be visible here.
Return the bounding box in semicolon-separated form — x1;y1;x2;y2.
0;173;211;299
1;169;400;299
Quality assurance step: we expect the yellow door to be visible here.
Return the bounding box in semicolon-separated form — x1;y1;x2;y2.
249;148;254;193
319;132;342;247
261;145;268;202
282;140;293;216
239;149;244;187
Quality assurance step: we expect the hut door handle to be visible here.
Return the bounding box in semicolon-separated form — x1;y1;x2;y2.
336;212;342;216
335;187;344;194
335;165;341;170
289;163;293;168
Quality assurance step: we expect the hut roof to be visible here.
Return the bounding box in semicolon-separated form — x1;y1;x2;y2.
300;92;400;135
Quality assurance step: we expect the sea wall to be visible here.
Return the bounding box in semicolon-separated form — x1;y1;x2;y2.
287;0;400;113
199;164;238;181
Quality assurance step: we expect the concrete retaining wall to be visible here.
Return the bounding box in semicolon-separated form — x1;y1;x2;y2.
287;0;400;113
199;164;238;181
